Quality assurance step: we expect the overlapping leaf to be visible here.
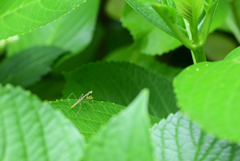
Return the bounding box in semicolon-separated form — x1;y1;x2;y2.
0;46;65;87
0;84;85;161
151;112;240;161
83;89;154;161
125;0;187;38
105;45;182;80
7;0;99;56
50;99;160;141
0;0;85;39
121;4;182;55
174;47;240;143
63;62;178;118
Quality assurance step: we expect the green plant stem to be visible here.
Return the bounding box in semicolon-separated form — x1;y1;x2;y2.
153;8;193;49
191;14;199;44
190;46;206;64
199;0;217;45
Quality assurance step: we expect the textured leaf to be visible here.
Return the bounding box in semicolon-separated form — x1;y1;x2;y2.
0;84;85;161
151;111;240;161
83;89;154;161
121;4;182;55
105;45;182;80
125;0;187;38
50;99;160;141
173;58;240;143
63;62;178;118
7;0;99;56
0;46;65;87
174;0;204;23
0;0;85;40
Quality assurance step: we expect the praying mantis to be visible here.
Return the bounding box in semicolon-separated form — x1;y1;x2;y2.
64;91;93;120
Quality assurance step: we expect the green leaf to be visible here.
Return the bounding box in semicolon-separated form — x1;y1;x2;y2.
63;62;178;118
83;89;154;161
174;0;204;24
151;111;240;161
50;99;160;141
0;46;65;87
121;4;182;55
125;0;187;38
209;0;229;32
105;0;125;20
0;0;85;40
0;84;85;161
173;59;240;143
151;4;177;24
7;0;99;56
224;45;240;62
105;45;182;80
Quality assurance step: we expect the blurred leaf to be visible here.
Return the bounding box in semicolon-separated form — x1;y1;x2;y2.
125;0;187;38
7;0;100;56
105;45;182;80
52;24;104;73
173;56;240;143
0;84;85;161
209;0;230;32
83;89;154;161
224;46;240;62
105;0;125;20
0;46;65;87
121;4;182;55
151;4;177;24
50;99;160;141
63;62;178;118
0;0;85;40
225;1;240;43
27;75;65;101
204;32;238;61
151;111;240;161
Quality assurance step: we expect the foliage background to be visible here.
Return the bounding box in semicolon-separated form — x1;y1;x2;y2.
1;0;240;160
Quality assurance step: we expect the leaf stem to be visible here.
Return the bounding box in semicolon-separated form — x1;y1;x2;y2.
154;8;193;49
199;0;218;45
190;45;206;64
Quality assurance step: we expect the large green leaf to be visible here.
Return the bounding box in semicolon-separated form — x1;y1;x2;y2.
121;4;182;55
173;49;240;143
151;111;240;161
125;0;187;38
0;84;85;161
7;0;99;56
0;46;65;87
50;99;160;141
105;45;182;80
0;0;85;40
63;62;178;118
83;89;154;161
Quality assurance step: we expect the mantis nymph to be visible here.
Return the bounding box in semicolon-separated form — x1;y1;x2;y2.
64;91;93;120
